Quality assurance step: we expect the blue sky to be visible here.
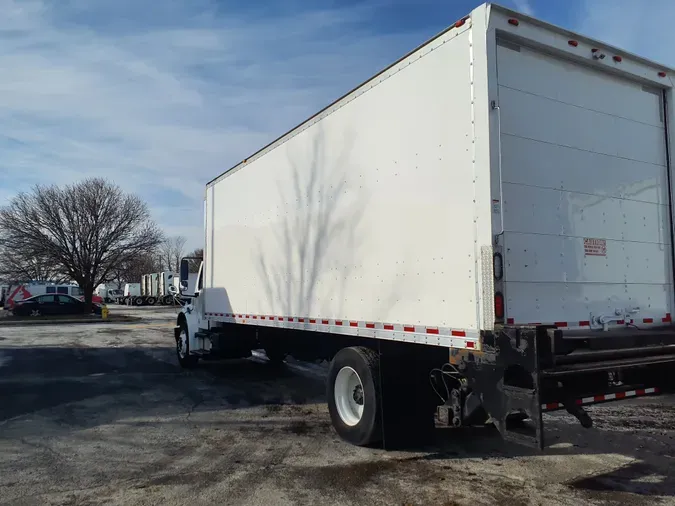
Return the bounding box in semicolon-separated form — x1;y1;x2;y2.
1;0;674;249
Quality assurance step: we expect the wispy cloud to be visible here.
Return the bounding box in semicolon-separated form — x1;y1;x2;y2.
576;0;675;67
511;0;535;16
2;0;673;250
0;0;428;247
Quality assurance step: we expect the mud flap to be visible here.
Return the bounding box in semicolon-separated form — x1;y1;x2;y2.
376;341;442;450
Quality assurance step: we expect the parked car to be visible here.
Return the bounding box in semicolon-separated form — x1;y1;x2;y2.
11;294;103;317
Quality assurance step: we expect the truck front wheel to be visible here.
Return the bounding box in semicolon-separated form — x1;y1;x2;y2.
176;321;199;369
327;346;382;447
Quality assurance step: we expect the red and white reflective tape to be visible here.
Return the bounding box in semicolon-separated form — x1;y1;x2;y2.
203;312;480;350
507;314;672;329
542;387;659;412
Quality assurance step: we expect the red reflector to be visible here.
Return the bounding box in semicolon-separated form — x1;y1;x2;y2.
403;326;415;332
350;321;358;327
579;320;590;327
613;55;622;62
335;320;342;326
664;314;672;323
508;18;519;26
310;319;316;324
384;324;394;331
659;71;667;77
568;40;578;47
494;292;504;319
643;318;654;324
278;317;284;321
322;319;329;325
616;392;626;399
366;323;375;329
451;330;466;337
617;320;625;325
466;341;475;349
507;318;515;325
298;318;304;322
426;328;439;335
594;395;605;402
554;322;568;328
636;389;646;396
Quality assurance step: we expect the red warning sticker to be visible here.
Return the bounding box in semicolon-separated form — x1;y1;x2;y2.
584;238;607;257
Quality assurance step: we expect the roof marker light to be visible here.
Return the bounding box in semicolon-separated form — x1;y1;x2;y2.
568;40;578;47
454;16;468;28
659;71;667;78
613;55;623;62
508;18;519;26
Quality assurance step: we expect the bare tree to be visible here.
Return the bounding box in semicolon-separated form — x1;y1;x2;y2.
159;236;186;272
105;251;160;289
120;251;161;283
185;247;203;273
0;247;69;284
0;178;164;312
171;236;186;272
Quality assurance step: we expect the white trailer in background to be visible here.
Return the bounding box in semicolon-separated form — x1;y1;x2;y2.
174;3;675;449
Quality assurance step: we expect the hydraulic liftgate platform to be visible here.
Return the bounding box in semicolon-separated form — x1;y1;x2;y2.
448;325;675;450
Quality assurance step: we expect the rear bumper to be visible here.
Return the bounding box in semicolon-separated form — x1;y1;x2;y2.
455;325;675;449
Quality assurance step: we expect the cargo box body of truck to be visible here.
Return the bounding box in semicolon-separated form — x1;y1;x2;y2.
174;3;675;449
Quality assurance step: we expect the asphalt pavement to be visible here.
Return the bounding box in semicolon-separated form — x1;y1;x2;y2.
0;306;674;505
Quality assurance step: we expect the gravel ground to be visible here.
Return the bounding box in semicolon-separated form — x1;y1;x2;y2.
0;306;674;505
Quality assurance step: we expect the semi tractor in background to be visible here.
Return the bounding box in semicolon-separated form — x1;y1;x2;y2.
172;3;675;450
118;271;198;306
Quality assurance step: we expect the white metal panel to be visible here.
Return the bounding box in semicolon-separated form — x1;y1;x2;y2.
205;27;480;330
496;41;672;325
499;85;665;167
500;134;668;205
506;282;671;326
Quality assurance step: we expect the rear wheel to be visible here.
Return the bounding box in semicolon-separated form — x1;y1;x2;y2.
327;346;382;446
29;309;42;317
133;297;143;306
146;297;157;306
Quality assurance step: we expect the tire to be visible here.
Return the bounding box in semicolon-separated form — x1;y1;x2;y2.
146;297;157;306
327;346;382;447
133;297;144;306
29;309;42;317
163;295;174;305
176;320;199;369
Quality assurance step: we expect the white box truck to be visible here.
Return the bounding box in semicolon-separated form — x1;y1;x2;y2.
174;3;675;449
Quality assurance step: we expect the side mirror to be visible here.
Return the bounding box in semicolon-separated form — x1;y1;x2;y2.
179;258;189;287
